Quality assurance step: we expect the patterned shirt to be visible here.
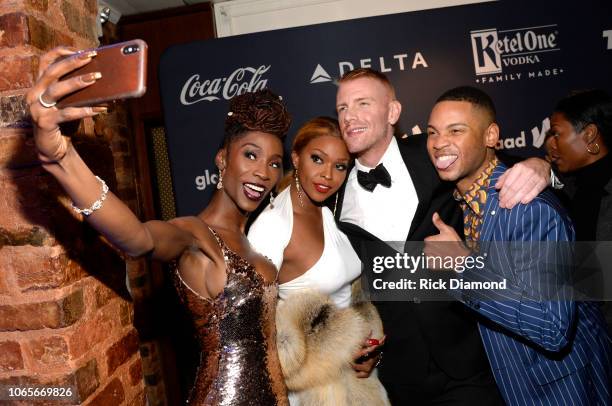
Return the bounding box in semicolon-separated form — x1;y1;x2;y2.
453;157;499;244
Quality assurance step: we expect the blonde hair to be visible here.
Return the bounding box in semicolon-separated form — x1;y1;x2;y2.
277;117;344;191
339;68;396;99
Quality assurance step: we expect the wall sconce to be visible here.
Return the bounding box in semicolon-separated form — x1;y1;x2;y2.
99;6;112;24
96;1;122;38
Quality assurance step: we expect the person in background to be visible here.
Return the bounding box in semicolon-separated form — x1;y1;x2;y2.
425;85;611;405
546;89;612;331
546;89;612;241
27;46;292;405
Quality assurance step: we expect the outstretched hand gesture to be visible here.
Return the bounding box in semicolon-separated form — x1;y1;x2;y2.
26;46;105;163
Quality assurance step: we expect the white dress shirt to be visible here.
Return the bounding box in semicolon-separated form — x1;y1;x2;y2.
340;137;419;244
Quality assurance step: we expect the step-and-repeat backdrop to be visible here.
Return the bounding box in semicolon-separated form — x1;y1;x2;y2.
159;0;612;216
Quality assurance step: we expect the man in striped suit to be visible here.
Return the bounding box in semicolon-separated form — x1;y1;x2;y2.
425;86;612;405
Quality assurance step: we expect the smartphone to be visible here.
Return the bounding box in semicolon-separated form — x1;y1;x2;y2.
57;39;148;108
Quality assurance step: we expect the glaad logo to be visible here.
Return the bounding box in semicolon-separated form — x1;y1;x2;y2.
470;24;559;75
496;118;550;150
195;169;219;191
180;65;270;105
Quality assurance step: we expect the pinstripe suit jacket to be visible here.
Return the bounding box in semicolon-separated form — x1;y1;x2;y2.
459;163;612;406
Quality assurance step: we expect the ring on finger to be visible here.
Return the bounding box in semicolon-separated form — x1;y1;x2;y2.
38;92;56;108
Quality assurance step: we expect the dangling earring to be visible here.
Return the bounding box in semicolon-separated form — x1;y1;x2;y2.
333;193;339;217
217;170;224;190
294;169;304;206
587;142;600;155
270;192;276;208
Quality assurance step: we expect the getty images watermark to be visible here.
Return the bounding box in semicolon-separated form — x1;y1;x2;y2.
370;251;506;292
360;241;612;302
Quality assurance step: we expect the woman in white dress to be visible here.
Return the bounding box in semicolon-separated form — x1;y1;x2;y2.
248;117;388;405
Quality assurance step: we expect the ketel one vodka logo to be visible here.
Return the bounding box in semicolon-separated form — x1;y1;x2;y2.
180;65;270;105
470;25;559;75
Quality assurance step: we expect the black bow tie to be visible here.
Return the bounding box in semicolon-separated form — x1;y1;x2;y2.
357;163;392;192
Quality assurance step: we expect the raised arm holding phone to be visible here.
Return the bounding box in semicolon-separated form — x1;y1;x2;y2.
27;45;292;405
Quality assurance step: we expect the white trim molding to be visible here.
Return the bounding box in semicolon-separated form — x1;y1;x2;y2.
213;0;494;37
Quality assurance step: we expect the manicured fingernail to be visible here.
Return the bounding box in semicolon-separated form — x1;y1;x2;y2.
367;339;380;346
78;50;97;59
82;72;102;82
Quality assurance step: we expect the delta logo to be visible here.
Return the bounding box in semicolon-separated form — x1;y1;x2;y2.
309;51;429;85
310;64;332;84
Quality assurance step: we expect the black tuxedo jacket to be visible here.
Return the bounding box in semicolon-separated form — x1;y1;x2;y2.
335;134;491;389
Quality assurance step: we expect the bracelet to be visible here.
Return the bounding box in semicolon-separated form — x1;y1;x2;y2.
71;176;109;216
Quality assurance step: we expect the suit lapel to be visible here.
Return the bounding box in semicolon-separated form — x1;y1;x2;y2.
398;137;439;239
337;220;380;242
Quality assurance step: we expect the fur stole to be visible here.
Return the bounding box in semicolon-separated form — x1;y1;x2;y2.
276;290;390;405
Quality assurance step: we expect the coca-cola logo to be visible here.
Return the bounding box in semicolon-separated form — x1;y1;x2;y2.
180;65;270;105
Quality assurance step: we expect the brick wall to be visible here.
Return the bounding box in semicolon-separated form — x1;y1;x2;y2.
0;1;145;404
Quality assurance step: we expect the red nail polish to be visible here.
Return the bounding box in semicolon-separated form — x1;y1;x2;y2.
367;338;380;346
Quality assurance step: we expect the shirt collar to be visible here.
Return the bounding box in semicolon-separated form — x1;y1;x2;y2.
453;157;499;216
354;137;403;182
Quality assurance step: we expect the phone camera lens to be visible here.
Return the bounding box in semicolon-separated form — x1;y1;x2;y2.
122;45;139;55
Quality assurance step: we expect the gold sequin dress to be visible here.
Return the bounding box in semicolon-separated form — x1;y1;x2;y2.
173;228;288;405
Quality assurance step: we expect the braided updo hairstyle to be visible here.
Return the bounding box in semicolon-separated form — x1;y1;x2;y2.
223;89;292;148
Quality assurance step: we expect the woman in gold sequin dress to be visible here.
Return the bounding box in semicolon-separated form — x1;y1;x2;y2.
28;46;291;405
